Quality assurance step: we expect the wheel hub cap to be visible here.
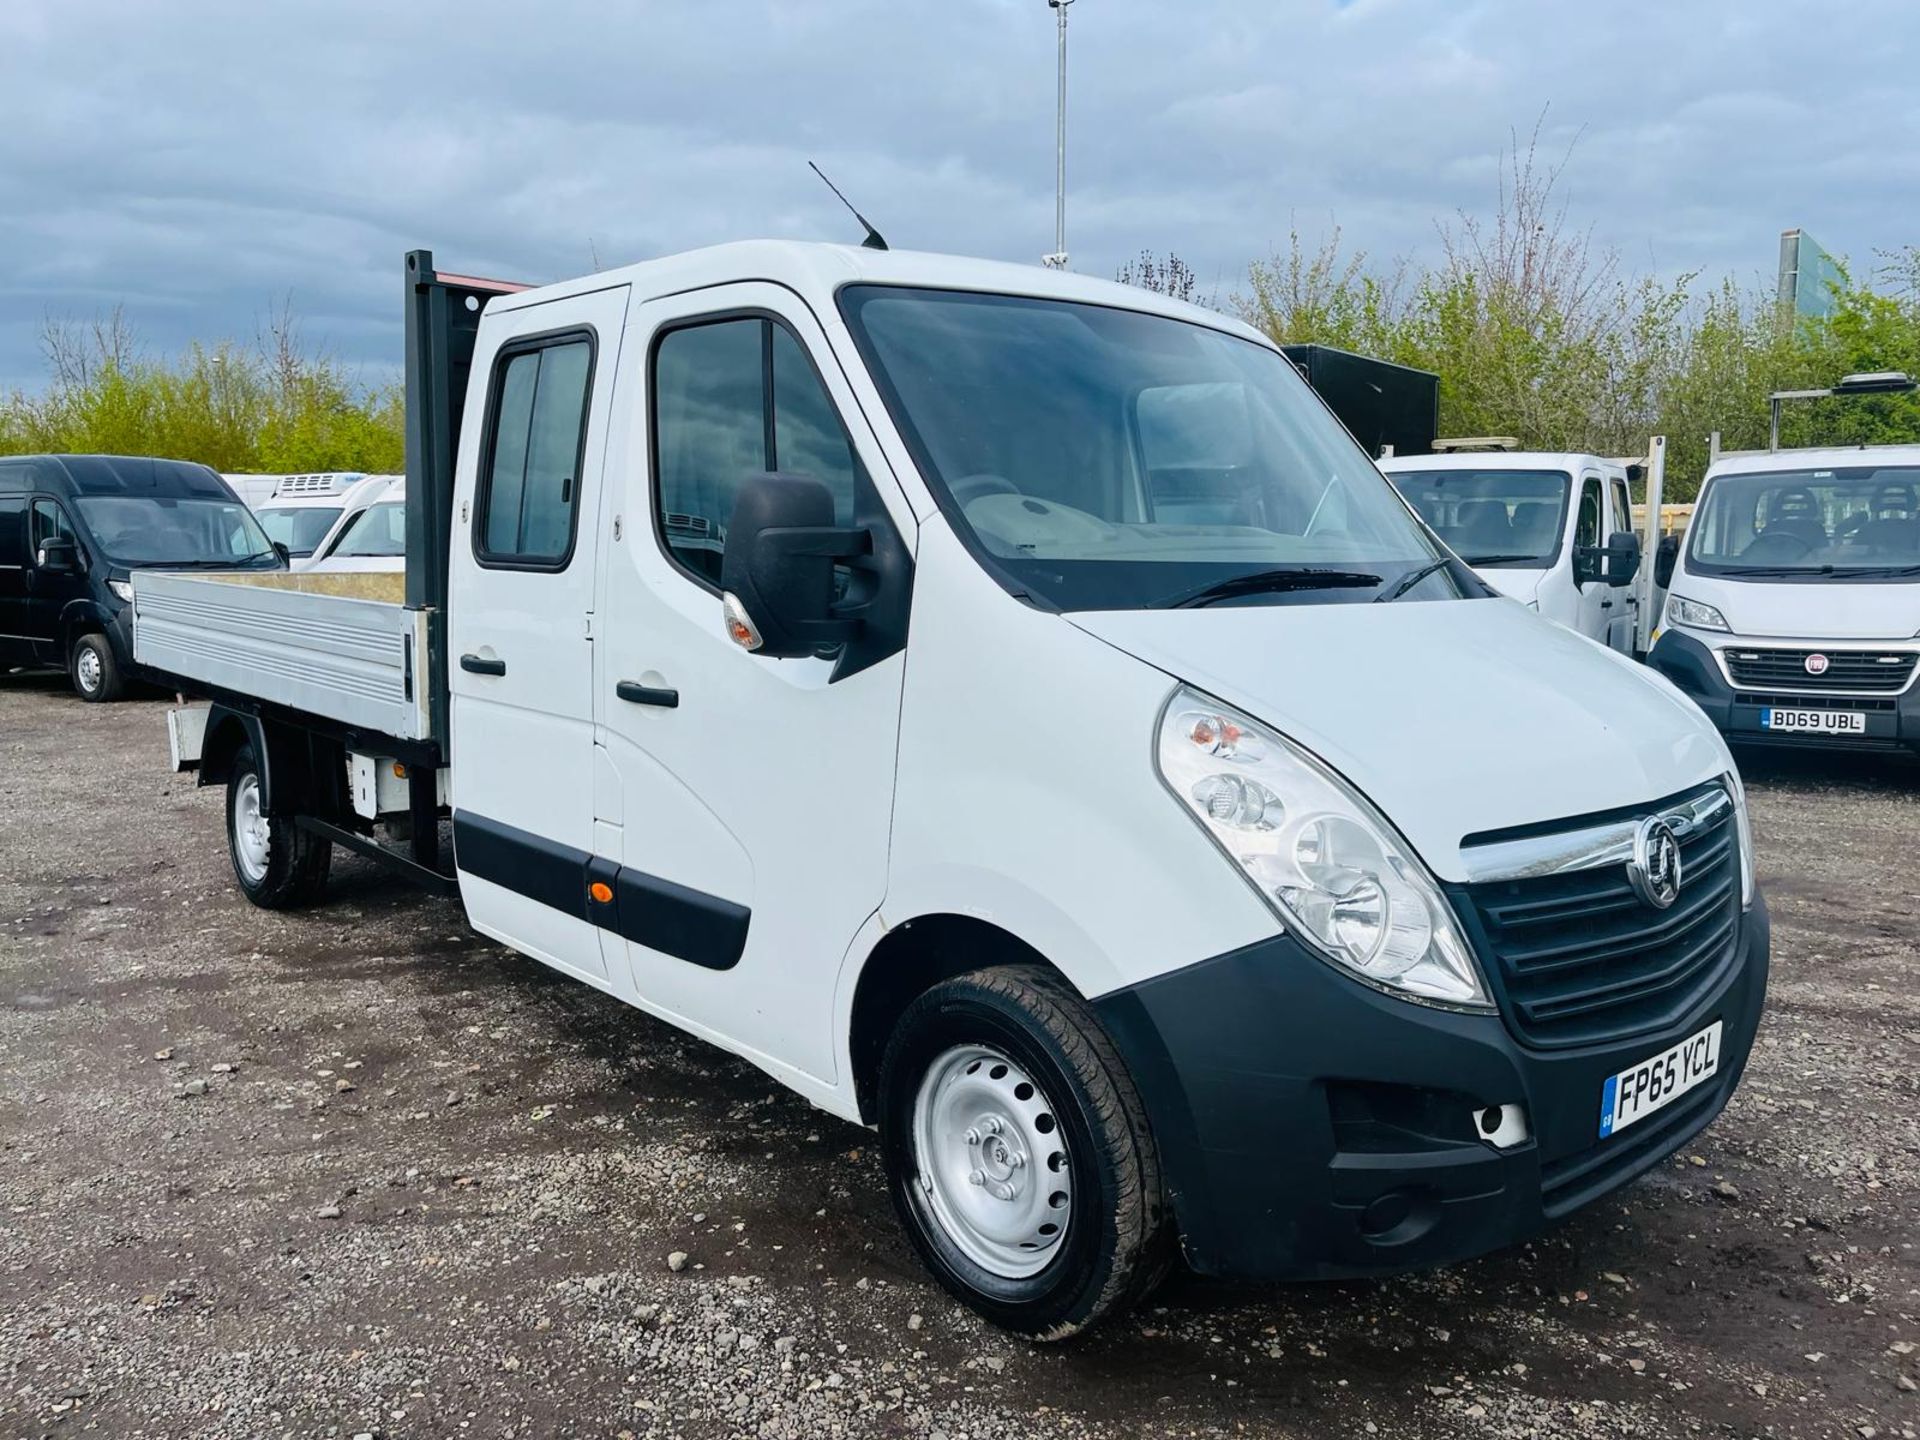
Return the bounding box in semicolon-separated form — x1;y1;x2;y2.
912;1044;1071;1278
233;775;271;883
76;648;101;691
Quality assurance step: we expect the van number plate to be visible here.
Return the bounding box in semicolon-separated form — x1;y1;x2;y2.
1762;707;1865;734
1599;1021;1722;1138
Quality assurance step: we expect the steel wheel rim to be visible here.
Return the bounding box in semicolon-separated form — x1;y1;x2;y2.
233;774;270;883
911;1043;1072;1279
75;646;102;693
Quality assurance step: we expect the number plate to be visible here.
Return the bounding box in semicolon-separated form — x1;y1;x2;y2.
1599;1020;1722;1138
1761;707;1866;734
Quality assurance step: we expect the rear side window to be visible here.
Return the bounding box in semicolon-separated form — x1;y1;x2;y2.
0;496;24;567
652;316;860;589
475;334;594;568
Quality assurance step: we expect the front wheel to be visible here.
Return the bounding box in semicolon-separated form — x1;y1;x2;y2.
70;633;124;702
878;965;1171;1339
225;743;331;908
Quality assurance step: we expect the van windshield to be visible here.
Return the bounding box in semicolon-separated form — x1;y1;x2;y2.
256;505;344;557
74;496;278;567
1387;469;1569;567
331;502;406;558
1689;465;1920;579
839;286;1470;610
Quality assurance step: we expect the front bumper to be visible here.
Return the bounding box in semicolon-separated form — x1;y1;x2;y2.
1649;627;1920;754
1094;896;1769;1282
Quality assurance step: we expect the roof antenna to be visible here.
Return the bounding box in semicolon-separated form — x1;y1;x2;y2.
809;161;888;251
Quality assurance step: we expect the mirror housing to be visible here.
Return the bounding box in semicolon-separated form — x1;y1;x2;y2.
36;537;80;574
1603;530;1641;588
271;540;292;566
1654;532;1679;590
720;473;870;660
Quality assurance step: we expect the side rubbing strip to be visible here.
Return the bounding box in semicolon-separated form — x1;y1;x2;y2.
611;868;750;971
453;811;588;919
452;810;749;970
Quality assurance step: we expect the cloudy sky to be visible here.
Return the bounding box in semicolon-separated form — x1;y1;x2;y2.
2;0;1915;392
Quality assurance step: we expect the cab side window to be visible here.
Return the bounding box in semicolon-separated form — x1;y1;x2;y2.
652;316;860;589
475;334;594;568
1610;478;1633;537
30;499;75;556
1575;479;1602;549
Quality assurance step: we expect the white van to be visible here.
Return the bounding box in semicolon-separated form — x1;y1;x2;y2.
304;477;406;574
252;472;391;567
1648;377;1920;757
136;244;1769;1337
1380;443;1654;653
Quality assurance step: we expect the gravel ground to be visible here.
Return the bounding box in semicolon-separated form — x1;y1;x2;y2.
2;673;1916;1440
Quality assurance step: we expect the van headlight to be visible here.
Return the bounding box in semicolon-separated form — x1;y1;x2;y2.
1725;769;1756;910
108;580;135;603
1665;594;1729;632
1156;687;1491;1011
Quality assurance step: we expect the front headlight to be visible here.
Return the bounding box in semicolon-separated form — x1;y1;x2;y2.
1725;769;1756;910
108;579;135;603
1665;594;1729;632
1156;687;1491;1011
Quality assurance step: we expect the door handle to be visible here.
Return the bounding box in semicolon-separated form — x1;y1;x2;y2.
460;653;507;676
616;680;679;708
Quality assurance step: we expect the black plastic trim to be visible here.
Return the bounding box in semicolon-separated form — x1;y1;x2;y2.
451;809;749;970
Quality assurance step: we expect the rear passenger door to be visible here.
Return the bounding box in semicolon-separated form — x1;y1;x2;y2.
1606;474;1638;654
0;492;27;662
448;285;631;987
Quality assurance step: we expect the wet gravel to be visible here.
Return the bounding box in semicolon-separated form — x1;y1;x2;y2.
1;673;1916;1439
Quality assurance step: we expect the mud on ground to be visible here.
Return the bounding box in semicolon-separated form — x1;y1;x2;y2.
1;674;1916;1439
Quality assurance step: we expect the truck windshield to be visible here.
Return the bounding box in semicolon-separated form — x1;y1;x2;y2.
1689;465;1920;579
331;501;406;558
1387;469;1569;567
74;496;278;567
255;505;344;558
839;286;1467;610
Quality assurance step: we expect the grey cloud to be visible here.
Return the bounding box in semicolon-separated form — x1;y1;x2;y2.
1;0;1914;391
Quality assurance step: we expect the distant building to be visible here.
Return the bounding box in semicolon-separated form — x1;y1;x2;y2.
1776;229;1845;319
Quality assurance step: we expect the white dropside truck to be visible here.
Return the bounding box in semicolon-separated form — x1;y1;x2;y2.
1649;372;1920;758
137;246;1768;1337
1379;439;1669;655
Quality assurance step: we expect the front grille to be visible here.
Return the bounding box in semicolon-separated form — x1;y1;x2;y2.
1723;647;1916;693
1732;692;1897;712
1459;789;1741;1049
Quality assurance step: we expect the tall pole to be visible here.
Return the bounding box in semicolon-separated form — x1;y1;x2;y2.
1044;0;1074;269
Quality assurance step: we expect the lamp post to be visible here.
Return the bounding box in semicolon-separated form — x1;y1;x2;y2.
1042;0;1075;269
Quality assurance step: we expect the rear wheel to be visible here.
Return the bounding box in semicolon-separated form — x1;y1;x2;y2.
225;743;331;908
70;633;124;702
878;964;1171;1339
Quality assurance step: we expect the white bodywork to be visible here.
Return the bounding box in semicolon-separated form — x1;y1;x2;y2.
1659;443;1920;661
1379;449;1646;651
147;242;1739;1127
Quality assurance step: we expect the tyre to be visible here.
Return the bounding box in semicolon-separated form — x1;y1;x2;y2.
70;632;124;703
878;964;1172;1339
225;743;331;908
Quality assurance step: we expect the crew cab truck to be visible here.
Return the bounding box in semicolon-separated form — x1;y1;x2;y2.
1380;438;1666;655
1649;372;1920;756
136;246;1769;1338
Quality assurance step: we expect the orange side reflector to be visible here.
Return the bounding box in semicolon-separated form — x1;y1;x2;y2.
589;881;613;904
392;762;408;779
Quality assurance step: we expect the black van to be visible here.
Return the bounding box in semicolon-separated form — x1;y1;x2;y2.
0;455;283;700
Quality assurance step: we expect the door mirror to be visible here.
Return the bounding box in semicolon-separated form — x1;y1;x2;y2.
1603;530;1641;588
36;536;80;573
1654;533;1679;589
719;473;869;659
271;540;292;566
1571;546;1602;587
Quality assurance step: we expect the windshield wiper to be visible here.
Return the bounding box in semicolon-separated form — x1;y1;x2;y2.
1461;552;1539;565
1374;557;1456;602
1155;568;1383;609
